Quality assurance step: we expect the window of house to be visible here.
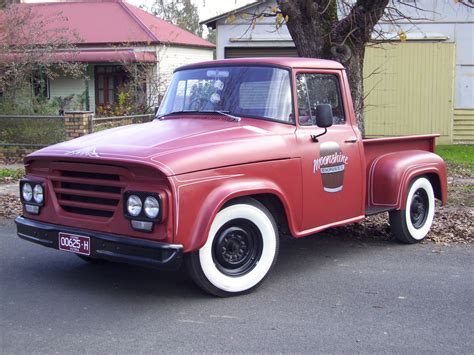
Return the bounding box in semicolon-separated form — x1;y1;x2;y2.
95;66;128;108
32;71;49;99
296;74;345;126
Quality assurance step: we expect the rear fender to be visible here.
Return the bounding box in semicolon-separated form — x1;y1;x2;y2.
368;150;447;209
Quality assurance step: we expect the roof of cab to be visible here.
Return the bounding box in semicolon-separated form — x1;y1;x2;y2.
176;57;345;71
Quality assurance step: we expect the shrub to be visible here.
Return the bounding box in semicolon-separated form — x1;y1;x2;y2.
0;117;65;145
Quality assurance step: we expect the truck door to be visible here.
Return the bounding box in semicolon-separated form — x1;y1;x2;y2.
294;71;365;232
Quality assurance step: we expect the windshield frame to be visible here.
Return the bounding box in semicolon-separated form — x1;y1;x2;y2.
160;64;296;126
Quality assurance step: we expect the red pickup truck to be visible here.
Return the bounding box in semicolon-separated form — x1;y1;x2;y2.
16;58;447;296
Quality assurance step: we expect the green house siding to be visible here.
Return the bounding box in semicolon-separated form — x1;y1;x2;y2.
48;67;92;112
364;42;456;145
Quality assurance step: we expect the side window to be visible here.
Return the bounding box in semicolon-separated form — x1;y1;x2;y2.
296;74;345;126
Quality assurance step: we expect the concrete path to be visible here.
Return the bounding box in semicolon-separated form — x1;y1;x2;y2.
0;164;23;197
0;164;24;170
0;183;18;196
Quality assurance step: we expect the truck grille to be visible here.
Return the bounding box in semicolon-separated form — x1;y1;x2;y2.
50;162;128;218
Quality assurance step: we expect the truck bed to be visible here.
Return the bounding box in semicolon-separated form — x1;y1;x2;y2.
363;134;438;169
363;134;440;215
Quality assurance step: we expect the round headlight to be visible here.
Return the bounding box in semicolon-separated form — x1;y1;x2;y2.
22;183;33;202
33;184;44;204
127;195;142;217
144;196;160;219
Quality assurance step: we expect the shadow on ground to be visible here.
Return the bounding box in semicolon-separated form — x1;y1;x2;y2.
4;221;400;300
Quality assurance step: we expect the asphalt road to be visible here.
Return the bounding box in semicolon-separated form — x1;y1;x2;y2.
1;218;473;354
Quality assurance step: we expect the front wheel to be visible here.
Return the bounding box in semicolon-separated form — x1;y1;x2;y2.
186;198;279;297
389;176;435;244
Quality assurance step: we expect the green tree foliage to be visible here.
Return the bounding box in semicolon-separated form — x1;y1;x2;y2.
150;0;203;37
206;28;216;44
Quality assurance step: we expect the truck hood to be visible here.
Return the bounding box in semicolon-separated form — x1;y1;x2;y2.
29;117;296;176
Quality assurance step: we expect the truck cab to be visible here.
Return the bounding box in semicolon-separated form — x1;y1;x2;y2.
16;58;447;296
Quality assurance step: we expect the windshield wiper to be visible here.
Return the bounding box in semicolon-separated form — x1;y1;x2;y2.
155;110;241;122
154;111;186;120
215;110;241;122
199;110;241;122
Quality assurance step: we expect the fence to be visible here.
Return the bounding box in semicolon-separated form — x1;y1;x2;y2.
92;114;154;132
0;112;155;164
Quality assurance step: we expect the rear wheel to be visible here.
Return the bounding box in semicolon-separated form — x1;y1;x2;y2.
389;177;435;244
186;198;279;297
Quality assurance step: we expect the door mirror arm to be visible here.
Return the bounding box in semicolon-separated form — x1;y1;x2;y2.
311;128;327;143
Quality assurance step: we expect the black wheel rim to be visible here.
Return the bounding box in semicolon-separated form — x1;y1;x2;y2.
410;188;429;229
212;219;263;277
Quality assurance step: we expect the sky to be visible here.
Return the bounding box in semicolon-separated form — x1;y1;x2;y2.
22;0;256;35
126;0;256;23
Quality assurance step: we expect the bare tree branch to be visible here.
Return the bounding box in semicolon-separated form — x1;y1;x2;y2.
0;3;85;113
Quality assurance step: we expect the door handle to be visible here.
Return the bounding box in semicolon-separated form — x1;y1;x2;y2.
344;137;358;143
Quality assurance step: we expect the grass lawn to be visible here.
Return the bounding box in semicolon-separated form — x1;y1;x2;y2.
436;145;473;174
0;168;24;183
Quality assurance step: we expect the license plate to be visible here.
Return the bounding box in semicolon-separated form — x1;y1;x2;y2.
58;232;90;256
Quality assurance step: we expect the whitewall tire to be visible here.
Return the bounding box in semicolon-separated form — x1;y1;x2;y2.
389;177;435;244
186;198;279;297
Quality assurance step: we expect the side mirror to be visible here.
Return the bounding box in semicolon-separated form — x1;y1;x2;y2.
315;104;333;128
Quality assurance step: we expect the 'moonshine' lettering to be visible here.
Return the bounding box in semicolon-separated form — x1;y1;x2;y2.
313;152;348;173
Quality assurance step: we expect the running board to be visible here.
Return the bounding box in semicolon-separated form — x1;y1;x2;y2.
365;206;395;216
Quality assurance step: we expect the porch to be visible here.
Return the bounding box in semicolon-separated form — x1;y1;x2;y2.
46;61;158;115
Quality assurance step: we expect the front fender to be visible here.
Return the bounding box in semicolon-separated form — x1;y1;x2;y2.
178;179;290;252
170;158;302;252
368;150;447;209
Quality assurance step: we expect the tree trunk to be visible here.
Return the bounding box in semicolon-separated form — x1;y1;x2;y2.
278;0;391;137
344;46;365;136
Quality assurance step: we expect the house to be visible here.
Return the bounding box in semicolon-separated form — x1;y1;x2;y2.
201;0;474;144
201;0;294;59
1;0;214;113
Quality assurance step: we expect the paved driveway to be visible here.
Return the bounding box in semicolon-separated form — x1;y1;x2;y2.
1;218;472;353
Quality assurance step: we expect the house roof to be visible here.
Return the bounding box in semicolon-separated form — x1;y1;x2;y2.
200;0;264;29
4;0;214;48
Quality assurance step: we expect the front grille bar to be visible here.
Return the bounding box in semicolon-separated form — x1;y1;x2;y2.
49;162;130;219
50;176;126;188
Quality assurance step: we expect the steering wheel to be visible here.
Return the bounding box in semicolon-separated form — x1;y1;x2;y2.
189;97;210;111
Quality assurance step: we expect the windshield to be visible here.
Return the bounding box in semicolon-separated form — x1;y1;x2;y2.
157;66;294;123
